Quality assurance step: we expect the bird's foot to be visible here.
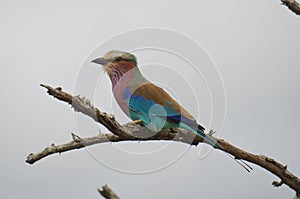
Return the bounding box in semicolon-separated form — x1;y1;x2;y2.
132;119;142;125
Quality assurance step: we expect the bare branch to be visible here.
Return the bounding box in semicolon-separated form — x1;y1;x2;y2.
281;0;300;15
26;84;300;196
40;84;131;139
98;185;120;199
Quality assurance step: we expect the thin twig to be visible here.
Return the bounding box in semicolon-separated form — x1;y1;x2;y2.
98;185;120;199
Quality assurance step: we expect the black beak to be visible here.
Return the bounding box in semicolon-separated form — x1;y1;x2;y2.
91;57;109;65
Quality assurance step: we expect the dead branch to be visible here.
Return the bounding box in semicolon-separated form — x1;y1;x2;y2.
281;0;300;15
26;84;300;196
98;185;120;199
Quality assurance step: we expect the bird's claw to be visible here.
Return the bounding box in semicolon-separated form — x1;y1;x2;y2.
132;119;142;124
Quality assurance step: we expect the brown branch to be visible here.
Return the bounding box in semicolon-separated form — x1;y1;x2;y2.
281;0;300;15
98;185;120;199
39;84;131;139
26;84;300;196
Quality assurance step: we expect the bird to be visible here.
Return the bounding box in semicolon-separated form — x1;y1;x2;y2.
92;50;252;171
91;50;218;146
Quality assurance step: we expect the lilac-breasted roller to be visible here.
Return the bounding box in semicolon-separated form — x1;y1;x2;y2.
92;50;221;148
92;50;252;171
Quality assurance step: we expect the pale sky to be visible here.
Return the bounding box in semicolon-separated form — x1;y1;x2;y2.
1;1;300;198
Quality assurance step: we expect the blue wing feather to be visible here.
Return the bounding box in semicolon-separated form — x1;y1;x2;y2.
124;87;200;130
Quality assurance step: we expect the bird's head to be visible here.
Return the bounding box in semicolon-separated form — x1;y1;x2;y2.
91;50;137;76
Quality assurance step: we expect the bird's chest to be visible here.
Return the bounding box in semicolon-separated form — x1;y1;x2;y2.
112;79;134;116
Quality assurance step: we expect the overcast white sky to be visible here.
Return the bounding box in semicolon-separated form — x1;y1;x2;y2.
1;1;300;198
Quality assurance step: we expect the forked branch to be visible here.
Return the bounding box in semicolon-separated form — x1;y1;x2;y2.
26;84;300;196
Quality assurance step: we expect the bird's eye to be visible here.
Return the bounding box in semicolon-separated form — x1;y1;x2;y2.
115;57;122;62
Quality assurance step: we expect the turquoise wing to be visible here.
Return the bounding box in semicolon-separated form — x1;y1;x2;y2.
123;84;203;132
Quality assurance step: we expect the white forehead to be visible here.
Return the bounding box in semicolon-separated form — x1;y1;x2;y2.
103;50;126;60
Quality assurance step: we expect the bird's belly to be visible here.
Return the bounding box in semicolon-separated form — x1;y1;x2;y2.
114;95;130;117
